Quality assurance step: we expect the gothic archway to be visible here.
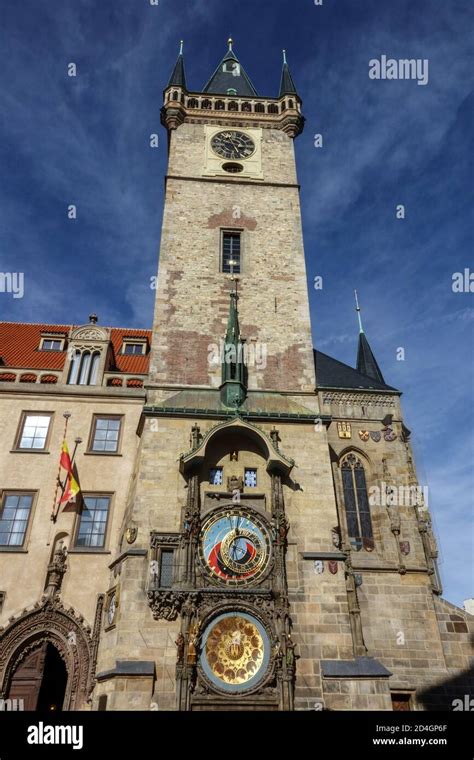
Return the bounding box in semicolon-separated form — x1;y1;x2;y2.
0;598;93;710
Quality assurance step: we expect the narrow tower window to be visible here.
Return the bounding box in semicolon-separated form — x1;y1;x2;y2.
222;231;241;274
341;453;374;551
159;550;174;588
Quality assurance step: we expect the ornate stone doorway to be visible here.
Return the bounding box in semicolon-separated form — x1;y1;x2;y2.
7;642;68;711
0;598;99;711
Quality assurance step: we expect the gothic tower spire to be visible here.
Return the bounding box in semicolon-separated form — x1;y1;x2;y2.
279;49;298;97
220;286;247;409
354;290;386;383
167;40;187;89
203;38;258;96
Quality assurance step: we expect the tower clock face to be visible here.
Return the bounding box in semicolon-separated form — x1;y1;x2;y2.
211;130;255;160
200;509;271;585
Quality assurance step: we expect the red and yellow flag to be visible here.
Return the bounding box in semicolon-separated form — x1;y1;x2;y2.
59;441;80;507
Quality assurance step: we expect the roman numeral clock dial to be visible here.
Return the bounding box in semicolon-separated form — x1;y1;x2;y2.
211;130;255;160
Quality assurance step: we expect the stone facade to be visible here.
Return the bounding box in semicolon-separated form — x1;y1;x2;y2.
0;46;472;712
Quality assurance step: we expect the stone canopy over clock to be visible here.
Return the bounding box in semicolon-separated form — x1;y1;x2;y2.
204;125;263;179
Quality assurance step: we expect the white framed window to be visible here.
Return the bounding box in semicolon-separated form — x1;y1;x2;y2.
244;468;258;488
15;413;52;450
0;493;34;546
40;338;64;351
122;342;146;356
75;494;111;549
89;416;122;453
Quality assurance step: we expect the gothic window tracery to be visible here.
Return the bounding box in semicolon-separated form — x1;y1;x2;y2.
341;453;374;551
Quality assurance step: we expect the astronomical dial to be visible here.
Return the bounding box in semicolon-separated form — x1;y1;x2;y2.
200;509;271;585
210;130;255;160
200;612;271;692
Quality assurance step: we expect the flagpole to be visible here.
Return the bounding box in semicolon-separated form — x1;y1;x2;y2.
55;436;83;516
51;412;71;524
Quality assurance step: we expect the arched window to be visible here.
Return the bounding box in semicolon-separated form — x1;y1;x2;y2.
215;100;225;111
78;351;91;385
288;99;294;109
68;350;101;386
241;102;252;112
67;350;81;384
268;103;279;114
228;101;238;111
89;352;100;385
187;98;198;109
202;99;212;110
341;453;374;551
255;102;265;113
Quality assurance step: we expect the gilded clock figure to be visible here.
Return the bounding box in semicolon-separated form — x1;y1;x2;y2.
200;509;271;585
211;130;255;160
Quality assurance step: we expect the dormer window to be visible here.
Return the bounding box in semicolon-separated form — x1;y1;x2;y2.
223;62;240;75
227;88;237;96
121;339;147;356
42;339;62;351
39;335;65;352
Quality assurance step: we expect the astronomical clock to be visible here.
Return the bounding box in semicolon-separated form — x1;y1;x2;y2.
147;419;297;710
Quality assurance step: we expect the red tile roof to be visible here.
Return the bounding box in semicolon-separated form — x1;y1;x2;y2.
0;323;152;375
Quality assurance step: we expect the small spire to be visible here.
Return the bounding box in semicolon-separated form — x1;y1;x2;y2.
354;293;386;384
354;289;364;333
166;43;187;89
228;36;233;51
279;48;298;97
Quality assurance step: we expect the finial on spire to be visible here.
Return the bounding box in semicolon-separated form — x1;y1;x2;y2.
179;40;184;55
282;49;287;65
354;290;364;333
228;36;233;51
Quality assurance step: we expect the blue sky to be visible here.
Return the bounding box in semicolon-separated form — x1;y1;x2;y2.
0;0;472;606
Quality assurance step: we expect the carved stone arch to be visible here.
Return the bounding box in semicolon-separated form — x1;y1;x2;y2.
0;599;93;710
338;446;373;476
70;325;109;342
180;417;294;477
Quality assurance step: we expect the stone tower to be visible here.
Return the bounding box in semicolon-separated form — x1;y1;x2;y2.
91;42;473;712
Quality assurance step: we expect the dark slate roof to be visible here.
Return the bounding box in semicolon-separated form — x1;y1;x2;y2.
167;52;186;89
203;48;258;97
279;62;298;97
321;657;392;679
314;350;398;392
357;332;385;384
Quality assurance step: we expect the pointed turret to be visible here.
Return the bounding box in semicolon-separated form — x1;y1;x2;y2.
203;38;258;97
167;40;187;89
279;50;298;97
220;287;247;408
354;291;386;384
